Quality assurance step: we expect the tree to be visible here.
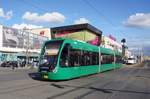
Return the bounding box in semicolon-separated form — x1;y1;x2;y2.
121;38;126;59
121;38;126;45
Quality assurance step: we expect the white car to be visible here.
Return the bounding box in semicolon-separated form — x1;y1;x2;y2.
126;58;136;64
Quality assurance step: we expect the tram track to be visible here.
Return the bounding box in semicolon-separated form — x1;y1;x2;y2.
74;68;140;99
46;66;136;99
0;81;50;95
45;64;143;99
0;63;147;99
47;77;113;99
105;64;146;99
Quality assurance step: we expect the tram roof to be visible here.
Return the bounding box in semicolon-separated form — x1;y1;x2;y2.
51;23;102;36
44;38;122;56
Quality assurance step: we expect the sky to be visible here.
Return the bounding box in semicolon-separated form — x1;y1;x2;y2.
0;0;150;55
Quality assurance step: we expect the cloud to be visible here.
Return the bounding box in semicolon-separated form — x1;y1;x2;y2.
0;8;13;20
22;11;65;23
12;23;43;29
123;13;150;28
74;18;90;24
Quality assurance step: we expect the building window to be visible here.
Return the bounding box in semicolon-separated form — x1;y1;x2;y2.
40;31;45;36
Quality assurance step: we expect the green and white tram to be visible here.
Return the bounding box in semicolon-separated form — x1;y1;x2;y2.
39;38;122;80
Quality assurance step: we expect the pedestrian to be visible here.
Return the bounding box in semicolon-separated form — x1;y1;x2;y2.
12;65;15;70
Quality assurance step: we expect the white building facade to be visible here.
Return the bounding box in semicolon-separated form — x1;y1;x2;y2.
0;25;49;63
101;35;122;53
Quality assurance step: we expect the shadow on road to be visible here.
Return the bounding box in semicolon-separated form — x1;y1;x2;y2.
28;72;52;82
28;72;41;81
47;83;150;99
28;72;63;82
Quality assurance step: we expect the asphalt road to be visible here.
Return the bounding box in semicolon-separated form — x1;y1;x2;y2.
0;62;150;99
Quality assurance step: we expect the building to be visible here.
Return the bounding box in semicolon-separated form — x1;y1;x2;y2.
51;23;122;53
125;49;131;58
0;25;49;65
26;28;51;39
51;23;102;46
101;35;122;53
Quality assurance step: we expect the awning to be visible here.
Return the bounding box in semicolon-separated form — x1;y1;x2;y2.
16;52;39;57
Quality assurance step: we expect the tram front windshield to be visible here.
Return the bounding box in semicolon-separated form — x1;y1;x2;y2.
40;40;63;68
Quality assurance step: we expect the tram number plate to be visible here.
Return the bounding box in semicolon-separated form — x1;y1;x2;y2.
44;75;48;79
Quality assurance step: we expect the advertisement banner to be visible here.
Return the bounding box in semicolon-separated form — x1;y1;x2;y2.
3;27;25;48
2;26;48;49
54;30;100;46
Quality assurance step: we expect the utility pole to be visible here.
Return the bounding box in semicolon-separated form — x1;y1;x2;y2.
141;46;143;63
23;27;29;67
138;46;143;63
98;46;101;73
113;49;116;70
121;38;126;59
27;31;29;67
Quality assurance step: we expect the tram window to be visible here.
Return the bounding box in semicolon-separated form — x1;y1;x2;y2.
60;44;71;67
60;46;100;67
79;50;84;66
81;51;99;66
92;52;99;65
69;49;81;67
116;56;122;63
89;52;93;65
96;53;99;65
101;54;114;64
80;51;87;66
84;51;90;66
60;45;81;67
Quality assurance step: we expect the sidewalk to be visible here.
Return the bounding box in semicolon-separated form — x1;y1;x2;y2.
125;62;145;68
0;66;36;72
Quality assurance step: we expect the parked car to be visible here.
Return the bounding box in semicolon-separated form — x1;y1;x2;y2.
19;61;26;67
122;59;127;64
0;61;18;67
1;61;10;67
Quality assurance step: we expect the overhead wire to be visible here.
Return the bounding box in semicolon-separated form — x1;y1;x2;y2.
81;0;149;55
20;0;131;42
21;0;124;38
21;0;49;12
81;0;126;41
